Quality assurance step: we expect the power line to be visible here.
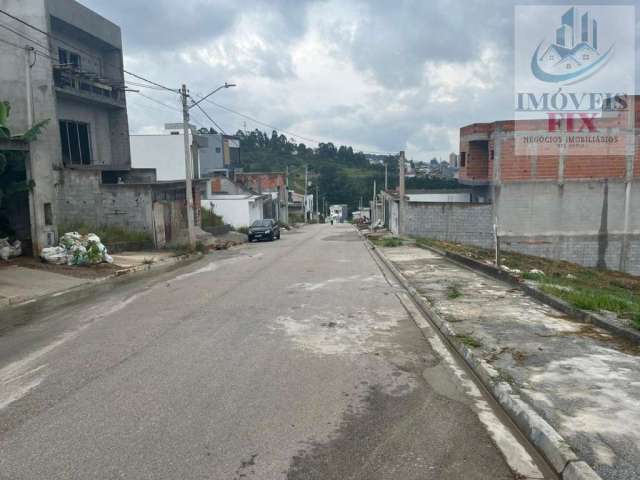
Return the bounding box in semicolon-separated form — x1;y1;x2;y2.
201;97;323;145
124;80;173;91
0;34;24;51
0;8;176;93
190;101;226;134
0;20;48;51
201;98;396;155
130;92;203;128
0;9;396;156
123;70;177;93
133;91;181;113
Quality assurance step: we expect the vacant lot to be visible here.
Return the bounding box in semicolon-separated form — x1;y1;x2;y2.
414;238;640;330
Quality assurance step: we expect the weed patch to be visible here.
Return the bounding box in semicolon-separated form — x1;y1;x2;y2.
59;223;152;244
456;334;482;348
446;284;463;299
372;236;403;247
413;236;640;330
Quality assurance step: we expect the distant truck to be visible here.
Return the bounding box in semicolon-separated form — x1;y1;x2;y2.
329;204;348;223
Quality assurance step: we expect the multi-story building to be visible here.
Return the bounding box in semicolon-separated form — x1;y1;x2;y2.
130;125;241;180
0;0;199;251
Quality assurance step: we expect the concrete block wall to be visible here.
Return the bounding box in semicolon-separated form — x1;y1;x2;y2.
56;169;103;228
100;184;154;233
56;169;154;235
501;235;636;273
496;180;640;274
402;202;494;248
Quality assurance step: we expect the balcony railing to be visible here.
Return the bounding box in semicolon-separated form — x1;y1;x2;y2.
53;65;125;108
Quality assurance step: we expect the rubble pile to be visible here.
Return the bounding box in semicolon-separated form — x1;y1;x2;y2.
41;232;113;266
0;238;21;261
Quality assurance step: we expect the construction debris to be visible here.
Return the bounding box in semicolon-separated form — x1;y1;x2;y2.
41;232;113;266
0;238;21;261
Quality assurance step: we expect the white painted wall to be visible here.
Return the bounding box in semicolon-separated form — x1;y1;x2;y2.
406;192;471;203
130;134;188;181
202;195;264;228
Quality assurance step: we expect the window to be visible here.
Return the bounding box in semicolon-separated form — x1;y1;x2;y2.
59;120;92;165
490;149;494;160
460;152;466;167
582;54;590;60
44;203;53;226
58;48;81;67
215;147;221;153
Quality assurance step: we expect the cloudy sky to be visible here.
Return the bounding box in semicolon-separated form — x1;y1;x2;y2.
81;0;638;162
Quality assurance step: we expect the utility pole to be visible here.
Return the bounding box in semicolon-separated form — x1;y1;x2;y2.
24;45;40;254
181;84;196;249
384;163;388;190
398;151;406;235
304;165;308;223
284;165;289;225
372;179;376;225
315;182;319;220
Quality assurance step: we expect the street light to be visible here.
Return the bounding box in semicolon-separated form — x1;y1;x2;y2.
181;82;236;248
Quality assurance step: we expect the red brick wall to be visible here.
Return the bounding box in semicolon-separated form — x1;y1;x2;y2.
460;114;638;183
210;177;222;193
235;173;286;192
466;141;489;179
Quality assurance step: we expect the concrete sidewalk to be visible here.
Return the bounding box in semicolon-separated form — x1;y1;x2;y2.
0;251;185;309
377;244;640;480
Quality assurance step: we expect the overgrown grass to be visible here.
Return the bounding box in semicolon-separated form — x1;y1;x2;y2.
447;284;463;299
456;334;482;348
58;223;152;244
371;236;403;247
413;236;640;329
288;213;305;224
201;208;224;228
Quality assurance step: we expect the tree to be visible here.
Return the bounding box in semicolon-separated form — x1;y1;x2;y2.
0;101;48;237
234;128;459;212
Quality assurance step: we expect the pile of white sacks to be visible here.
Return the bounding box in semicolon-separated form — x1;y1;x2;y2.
41;232;113;266
0;238;21;261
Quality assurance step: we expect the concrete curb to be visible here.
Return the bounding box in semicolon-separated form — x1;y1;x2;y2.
364;236;603;480
0;252;204;325
415;243;640;345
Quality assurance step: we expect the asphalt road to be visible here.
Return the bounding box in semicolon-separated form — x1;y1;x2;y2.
0;224;552;479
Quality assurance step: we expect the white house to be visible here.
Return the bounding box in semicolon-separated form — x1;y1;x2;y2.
200;175;267;228
201;194;264;228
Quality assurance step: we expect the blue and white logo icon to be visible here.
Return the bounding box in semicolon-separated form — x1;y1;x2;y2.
531;7;614;84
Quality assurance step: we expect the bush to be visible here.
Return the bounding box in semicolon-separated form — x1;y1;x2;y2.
236;226;249;235
380;237;403;247
288;213;304;224
201;208;224;228
58;223;152;244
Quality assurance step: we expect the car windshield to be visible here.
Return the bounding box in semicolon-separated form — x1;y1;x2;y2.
251;220;272;227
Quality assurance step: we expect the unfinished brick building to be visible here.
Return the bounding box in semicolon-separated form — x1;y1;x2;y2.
457;99;639;274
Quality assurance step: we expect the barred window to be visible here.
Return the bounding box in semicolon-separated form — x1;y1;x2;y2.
59;120;92;165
